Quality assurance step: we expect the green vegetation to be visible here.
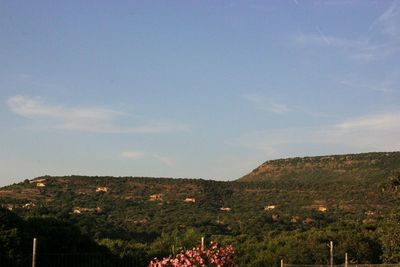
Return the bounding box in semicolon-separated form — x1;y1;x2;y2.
0;207;116;266
1;152;400;266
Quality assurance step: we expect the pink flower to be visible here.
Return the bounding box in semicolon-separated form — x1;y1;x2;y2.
148;241;236;267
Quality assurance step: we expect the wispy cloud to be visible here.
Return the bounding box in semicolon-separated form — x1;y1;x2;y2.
293;32;383;61
7;95;188;134
293;2;400;62
120;151;176;167
335;112;400;132
243;94;290;114
294;33;398;62
153;154;176;167
121;151;145;159
294;31;366;48
339;78;394;93
234;111;400;158
370;0;400;39
313;0;368;7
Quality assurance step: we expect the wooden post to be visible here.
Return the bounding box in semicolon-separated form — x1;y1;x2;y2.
201;237;204;250
345;252;348;267
329;241;333;267
280;259;284;267
32;238;37;267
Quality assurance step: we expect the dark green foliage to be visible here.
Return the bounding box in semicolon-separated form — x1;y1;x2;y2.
230;222;382;266
0;208;119;267
0;208;30;266
376;208;400;263
1;152;400;266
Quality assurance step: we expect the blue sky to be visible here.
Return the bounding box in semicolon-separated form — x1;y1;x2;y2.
1;0;400;185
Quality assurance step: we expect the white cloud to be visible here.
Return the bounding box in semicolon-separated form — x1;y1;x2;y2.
153;154;176;167
120;151;176;167
243;94;290;114
234;111;400;158
293;2;400;62
335;112;400;132
7;95;188;134
121;151;145;159
8;95;119;121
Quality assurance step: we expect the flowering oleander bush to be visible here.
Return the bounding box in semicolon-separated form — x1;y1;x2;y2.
148;241;236;267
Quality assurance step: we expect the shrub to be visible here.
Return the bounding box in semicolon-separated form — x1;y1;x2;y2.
148;241;236;267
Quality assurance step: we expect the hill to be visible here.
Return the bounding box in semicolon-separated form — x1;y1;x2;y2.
238;151;400;183
1;152;400;266
1;152;400;237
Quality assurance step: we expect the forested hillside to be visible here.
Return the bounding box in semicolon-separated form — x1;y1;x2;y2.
1;152;400;266
239;152;400;183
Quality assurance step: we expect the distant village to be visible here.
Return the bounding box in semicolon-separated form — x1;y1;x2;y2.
1;177;376;226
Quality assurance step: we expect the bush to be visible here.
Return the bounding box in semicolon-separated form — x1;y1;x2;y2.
148;241;236;267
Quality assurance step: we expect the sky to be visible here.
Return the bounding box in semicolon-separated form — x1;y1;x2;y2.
1;0;400;185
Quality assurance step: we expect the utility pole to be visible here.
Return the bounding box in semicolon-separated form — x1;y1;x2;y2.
328;241;333;267
32;238;37;267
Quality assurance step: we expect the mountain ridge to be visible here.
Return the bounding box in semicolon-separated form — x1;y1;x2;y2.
238;151;400;182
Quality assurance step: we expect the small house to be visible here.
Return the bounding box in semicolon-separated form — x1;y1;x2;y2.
23;202;36;209
72;207;96;214
149;194;163;201
264;205;276;211
318;206;327;212
36;183;46;187
73;208;82;214
96;187;108;193
30;178;46;184
184;198;196;203
220;207;231;212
